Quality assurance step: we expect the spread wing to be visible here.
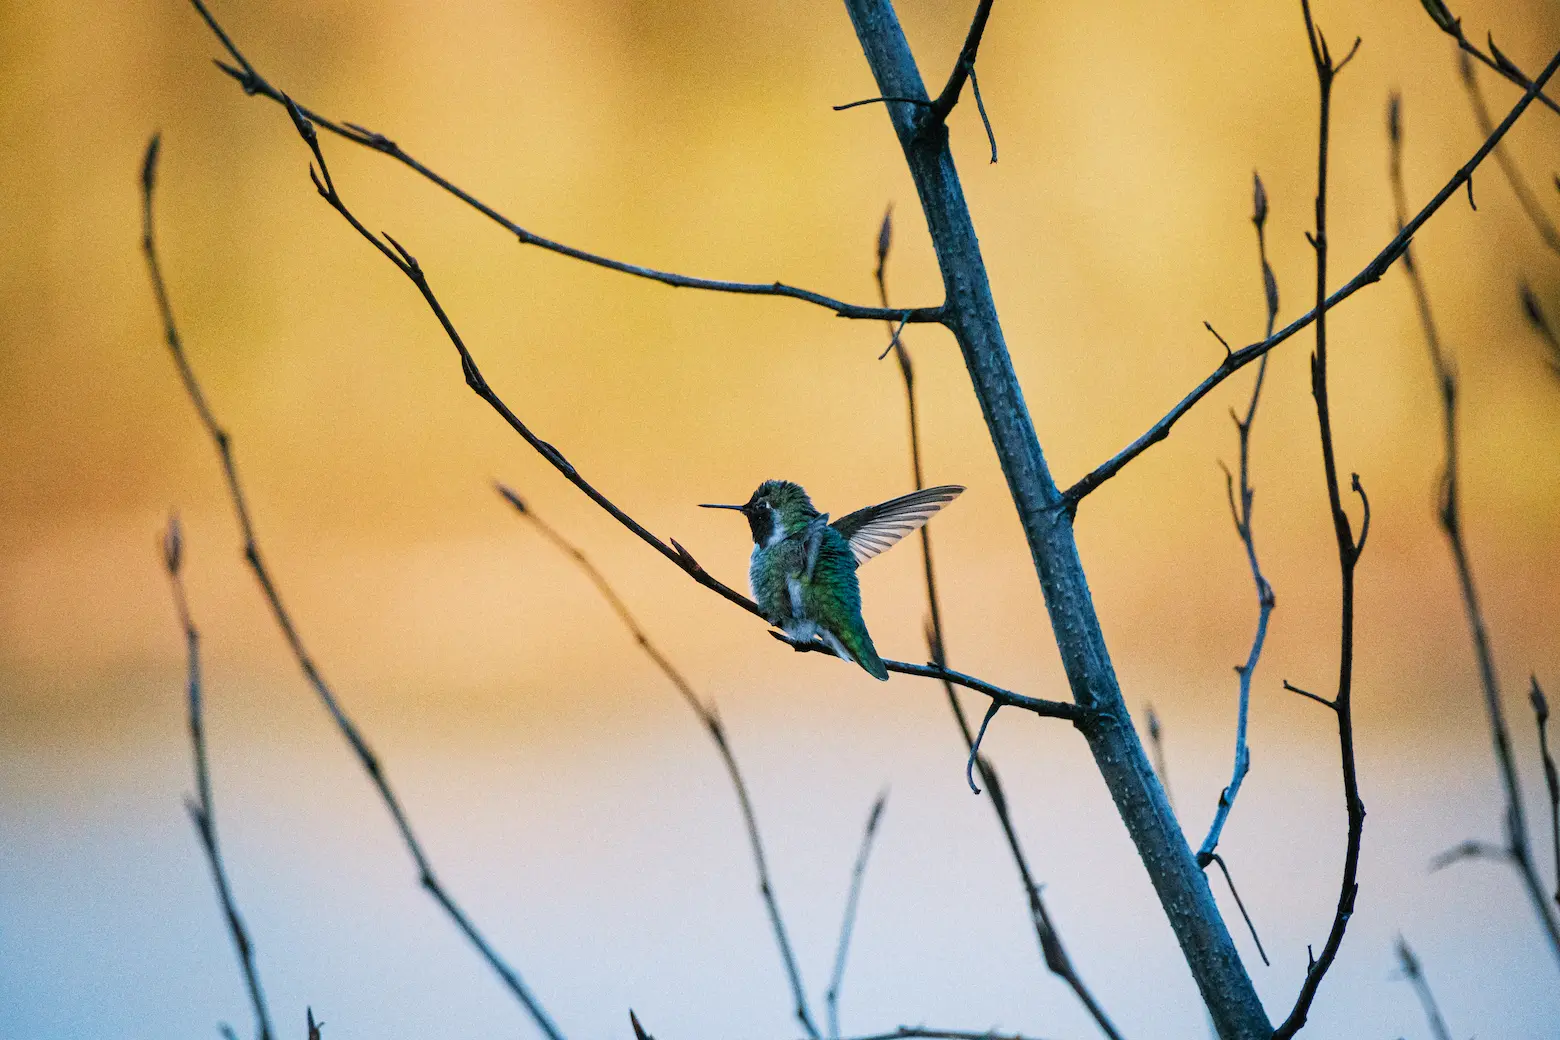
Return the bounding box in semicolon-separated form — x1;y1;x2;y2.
831;485;964;565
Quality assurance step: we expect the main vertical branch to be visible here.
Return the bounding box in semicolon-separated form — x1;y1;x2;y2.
840;4;1269;1036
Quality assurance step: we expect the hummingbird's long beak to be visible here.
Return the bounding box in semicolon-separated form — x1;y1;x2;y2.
699;502;747;511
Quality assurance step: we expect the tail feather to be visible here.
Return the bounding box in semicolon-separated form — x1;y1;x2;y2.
838;624;889;681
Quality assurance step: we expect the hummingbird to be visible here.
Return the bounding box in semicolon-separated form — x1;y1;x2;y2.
701;480;964;680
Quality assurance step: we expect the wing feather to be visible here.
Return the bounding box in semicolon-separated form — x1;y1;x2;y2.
831;485;964;565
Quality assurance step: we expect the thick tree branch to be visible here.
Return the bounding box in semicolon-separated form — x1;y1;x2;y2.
494;484;821;1038
186;0;938;326
141;135;567;1040
842;2;1269;1035
160;511;275;1040
1388;94;1560;964
1272;11;1367;1035
873;208;1121;1040
1064;39;1560;506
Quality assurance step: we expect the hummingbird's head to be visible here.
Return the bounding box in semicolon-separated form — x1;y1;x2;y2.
700;479;819;546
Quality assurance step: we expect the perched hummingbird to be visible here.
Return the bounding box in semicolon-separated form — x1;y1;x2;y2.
701;480;964;680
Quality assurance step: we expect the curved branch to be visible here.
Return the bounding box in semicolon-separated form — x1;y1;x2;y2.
187;0;940;325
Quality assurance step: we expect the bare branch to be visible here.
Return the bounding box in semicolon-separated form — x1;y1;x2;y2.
187;0;938;326
1459;52;1560;255
1272;9;1369;1032
494;485;820;1038
1196;171;1278;869
1064;39;1560;506
1389;94;1560;962
1393;937;1453;1040
160;510;275;1040
825;790;890;1039
1532;677;1560;914
929;0;997;122
140;134;566;1040
1414;0;1560;118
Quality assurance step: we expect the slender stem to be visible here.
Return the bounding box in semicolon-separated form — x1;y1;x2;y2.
140;136;566;1040
1065;39;1560;506
1532;677;1560;914
1388;93;1560;963
1416;0;1560;119
1394;937;1452;1040
1197;174;1278;868
1459;52;1560;254
494;486;820;1038
825;791;889;1039
873;209;1121;1040
160;512;275;1040
185;0;936;326
1272;11;1367;1036
928;0;997;121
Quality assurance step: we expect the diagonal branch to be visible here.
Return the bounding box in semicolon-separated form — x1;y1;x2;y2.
494;484;821;1039
1393;937;1453;1040
1272;10;1368;1035
1532;677;1560;914
185;0;938;326
1459;52;1560;255
1064;38;1560;506
141;135;566;1040
872;210;1122;1040
1416;0;1560;118
1389;93;1560;964
160;511;275;1040
929;0;996;122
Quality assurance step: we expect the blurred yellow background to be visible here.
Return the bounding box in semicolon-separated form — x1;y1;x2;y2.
2;0;1558;1037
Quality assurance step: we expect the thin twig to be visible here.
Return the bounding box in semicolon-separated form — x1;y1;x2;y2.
1459;52;1560;254
1393;937;1452;1040
1272;9;1368;1035
160;511;275;1040
1389;93;1560;963
1196;172;1278;869
493;485;821;1039
873;211;1122;1040
1063;38;1560;506
834;96;934;112
929;0;997;122
825;790;889;1039
1415;0;1560;118
1205;854;1269;967
140;135;566;1040
185;0;938;327
966;63;998;164
1532;677;1560;914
